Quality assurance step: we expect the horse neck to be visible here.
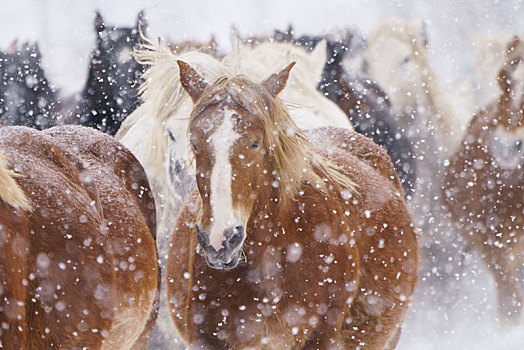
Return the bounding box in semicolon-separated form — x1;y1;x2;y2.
319;60;345;103
409;40;458;134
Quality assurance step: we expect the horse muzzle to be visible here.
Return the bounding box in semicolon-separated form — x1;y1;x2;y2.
196;224;245;269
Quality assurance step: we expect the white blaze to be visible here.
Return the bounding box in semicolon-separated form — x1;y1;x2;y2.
209;109;241;251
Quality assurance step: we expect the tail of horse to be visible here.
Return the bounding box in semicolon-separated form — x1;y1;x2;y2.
0;154;31;211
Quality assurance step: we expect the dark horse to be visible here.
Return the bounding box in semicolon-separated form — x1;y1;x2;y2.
74;11;147;135
0;124;159;348
167;61;418;348
0;42;58;129
272;27;417;197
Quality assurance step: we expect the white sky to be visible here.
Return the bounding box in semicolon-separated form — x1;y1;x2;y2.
2;0;523;95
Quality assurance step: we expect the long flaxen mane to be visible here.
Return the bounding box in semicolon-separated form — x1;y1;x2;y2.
0;154;31;211
190;75;358;203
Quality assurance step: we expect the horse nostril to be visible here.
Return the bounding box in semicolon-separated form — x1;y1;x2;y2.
227;226;244;247
196;225;210;249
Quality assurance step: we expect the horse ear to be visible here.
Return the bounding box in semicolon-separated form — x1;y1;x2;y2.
136;10;147;33
94;11;105;34
310;40;327;83
262;62;296;97
498;36;522;92
420;21;429;48
177;60;208;103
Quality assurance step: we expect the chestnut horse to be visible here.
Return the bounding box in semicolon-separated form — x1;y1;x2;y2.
0;125;159;348
442;36;524;324
166;61;418;349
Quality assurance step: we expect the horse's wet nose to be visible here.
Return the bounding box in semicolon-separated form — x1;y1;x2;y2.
223;225;244;250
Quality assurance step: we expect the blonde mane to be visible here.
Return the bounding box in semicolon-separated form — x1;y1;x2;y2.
190;76;357;202
0;154;30;211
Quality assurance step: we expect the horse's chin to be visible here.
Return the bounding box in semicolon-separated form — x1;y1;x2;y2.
205;251;241;270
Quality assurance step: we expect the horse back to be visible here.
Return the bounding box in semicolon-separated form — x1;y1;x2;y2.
0;125;158;348
44;125;157;237
43;125;159;347
0;126;116;348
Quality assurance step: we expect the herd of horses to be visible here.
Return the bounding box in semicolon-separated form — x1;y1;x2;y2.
0;11;522;350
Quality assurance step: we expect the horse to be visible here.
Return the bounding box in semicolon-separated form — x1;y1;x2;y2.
442;36;524;324
0;124;159;349
116;36;353;349
166;60;418;349
361;19;470;151
70;11;147;135
359;20;476;285
0;41;58;129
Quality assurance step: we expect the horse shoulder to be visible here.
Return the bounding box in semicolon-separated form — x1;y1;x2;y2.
166;190;200;340
306;127;404;194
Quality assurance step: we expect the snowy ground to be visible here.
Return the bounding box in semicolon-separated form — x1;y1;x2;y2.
2;1;524;349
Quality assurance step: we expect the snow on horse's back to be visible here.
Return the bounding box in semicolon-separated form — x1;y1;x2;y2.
0;125;158;349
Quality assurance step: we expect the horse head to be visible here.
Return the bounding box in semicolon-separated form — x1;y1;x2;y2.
488;36;524;170
86;11;147;131
497;35;524;128
179;60;295;269
0;42;56;129
364;20;429;115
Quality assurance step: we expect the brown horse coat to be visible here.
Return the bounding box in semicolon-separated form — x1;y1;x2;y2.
0;125;159;349
168;121;418;349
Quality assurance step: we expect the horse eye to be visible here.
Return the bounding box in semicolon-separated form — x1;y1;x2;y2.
250;139;261;149
190;140;198;151
168;131;176;142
